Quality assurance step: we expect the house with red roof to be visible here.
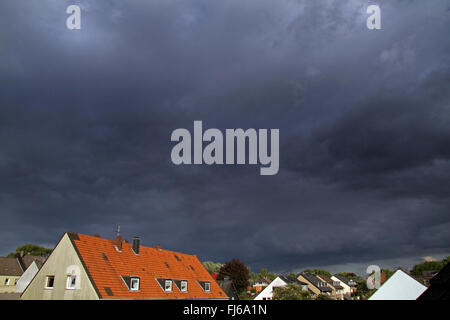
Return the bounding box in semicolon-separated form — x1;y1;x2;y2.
21;232;227;300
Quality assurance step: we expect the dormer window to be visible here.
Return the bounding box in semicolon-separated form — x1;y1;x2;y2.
122;276;140;291
174;280;188;292
180;281;188;292
130;278;140;291
198;281;211;292
165;280;172;292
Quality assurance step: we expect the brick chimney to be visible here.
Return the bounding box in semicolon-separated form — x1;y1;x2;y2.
132;236;140;255
115;235;123;251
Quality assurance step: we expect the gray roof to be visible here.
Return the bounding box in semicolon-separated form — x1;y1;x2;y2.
279;275;307;286
0;257;23;276
301;273;332;292
334;274;357;286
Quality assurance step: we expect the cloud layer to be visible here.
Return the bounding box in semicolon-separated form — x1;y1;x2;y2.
1;0;449;273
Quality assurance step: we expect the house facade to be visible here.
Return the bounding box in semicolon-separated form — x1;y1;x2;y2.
331;275;357;297
21;232;227;300
316;274;345;299
254;275;308;300
297;273;333;296
0;257;22;293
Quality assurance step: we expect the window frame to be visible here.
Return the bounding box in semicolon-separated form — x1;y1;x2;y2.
180;280;188;292
164;280;173;292
66;275;77;290
4;278;10;286
204;281;211;292
45;275;55;289
130;278;140;291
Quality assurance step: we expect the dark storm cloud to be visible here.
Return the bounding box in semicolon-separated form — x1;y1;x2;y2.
0;0;449;273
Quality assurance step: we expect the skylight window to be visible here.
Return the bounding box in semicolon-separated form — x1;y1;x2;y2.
180;281;188;292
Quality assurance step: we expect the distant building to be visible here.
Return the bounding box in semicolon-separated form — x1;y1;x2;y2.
369;269;427;300
254;275;308;300
297;273;333;296
331;274;357;297
0;254;45;293
316;274;345;299
21;232;227;300
0;257;22;293
252;280;269;293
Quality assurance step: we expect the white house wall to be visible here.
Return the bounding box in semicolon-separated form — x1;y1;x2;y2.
254;277;287;300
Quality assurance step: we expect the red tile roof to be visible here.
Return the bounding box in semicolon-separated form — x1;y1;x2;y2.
68;232;227;299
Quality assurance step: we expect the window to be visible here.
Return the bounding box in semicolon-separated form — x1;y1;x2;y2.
180;281;188;292
4;278;10;286
45;276;55;289
198;281;211;292
130;278;140;291
165;280;172;292
66;275;77;289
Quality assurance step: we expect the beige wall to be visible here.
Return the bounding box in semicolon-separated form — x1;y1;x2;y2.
21;234;99;300
0;275;21;293
297;275;321;295
316;275;337;296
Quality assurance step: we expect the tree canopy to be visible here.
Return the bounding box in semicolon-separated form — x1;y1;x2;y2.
410;257;450;276
302;269;332;277
250;268;277;283
7;244;52;257
202;261;223;274
217;258;250;294
273;284;313;300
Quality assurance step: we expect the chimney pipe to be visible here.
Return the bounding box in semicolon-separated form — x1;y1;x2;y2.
132;236;140;255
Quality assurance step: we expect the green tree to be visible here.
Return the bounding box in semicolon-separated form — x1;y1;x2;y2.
302;269;331;277
7;244;52;257
356;281;376;300
273;284;313;300
251;268;277;283
217;259;250;294
381;268;395;280
316;294;333;300
336;272;357;279
410;258;448;276
202;261;223;274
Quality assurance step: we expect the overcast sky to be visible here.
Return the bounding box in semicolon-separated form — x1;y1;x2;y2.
1;0;449;275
